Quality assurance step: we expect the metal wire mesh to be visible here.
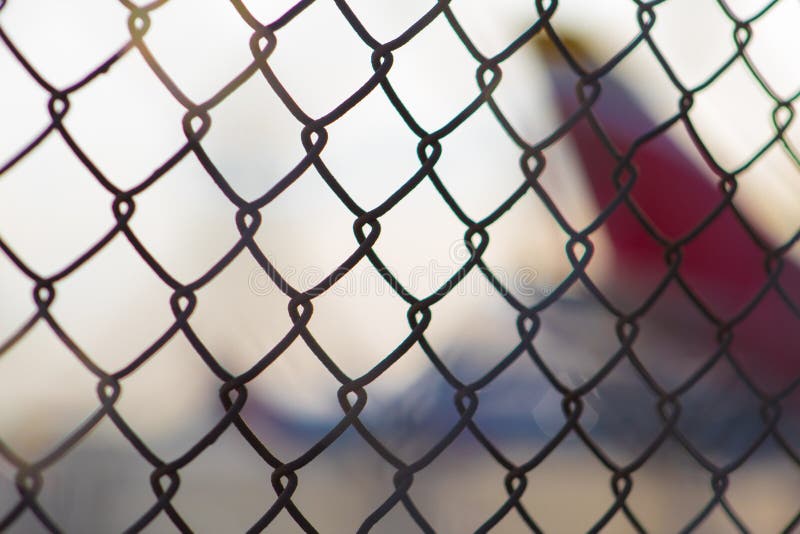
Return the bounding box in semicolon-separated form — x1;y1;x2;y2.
1;0;799;531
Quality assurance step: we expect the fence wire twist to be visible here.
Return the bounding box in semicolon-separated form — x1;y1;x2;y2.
1;0;799;532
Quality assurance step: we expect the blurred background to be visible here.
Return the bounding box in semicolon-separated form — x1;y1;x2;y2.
1;0;799;531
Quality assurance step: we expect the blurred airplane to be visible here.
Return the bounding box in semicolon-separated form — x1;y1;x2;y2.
538;33;800;402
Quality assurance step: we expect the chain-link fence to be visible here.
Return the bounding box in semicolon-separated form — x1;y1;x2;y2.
1;0;799;531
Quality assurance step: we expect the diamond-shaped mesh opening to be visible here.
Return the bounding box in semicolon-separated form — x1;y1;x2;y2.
1;1;799;531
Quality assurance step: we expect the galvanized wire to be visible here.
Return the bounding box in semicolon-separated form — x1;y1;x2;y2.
0;0;798;531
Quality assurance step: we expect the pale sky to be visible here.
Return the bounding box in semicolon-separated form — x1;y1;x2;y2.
0;0;798;444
